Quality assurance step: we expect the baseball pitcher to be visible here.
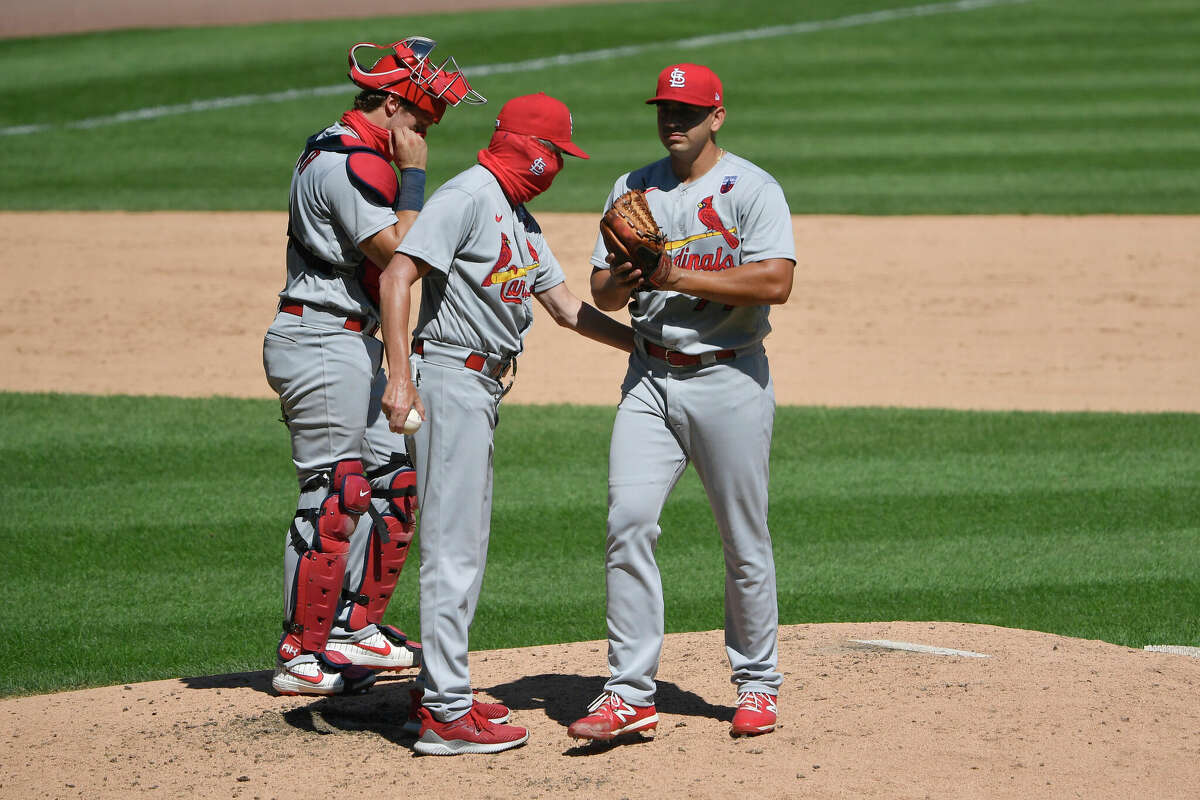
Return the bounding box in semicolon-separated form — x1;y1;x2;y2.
568;63;796;741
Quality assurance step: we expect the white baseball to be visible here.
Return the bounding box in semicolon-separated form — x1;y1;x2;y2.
401;408;423;434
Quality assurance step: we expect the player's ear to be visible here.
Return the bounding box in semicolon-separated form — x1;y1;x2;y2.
709;106;726;135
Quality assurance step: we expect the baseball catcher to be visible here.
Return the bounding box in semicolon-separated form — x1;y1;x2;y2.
263;36;484;697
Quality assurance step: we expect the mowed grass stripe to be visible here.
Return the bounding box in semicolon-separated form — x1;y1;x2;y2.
2;0;1199;211
3;393;1197;694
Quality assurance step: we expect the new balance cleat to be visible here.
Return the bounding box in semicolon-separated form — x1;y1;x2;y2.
412;706;529;755
730;690;777;736
567;692;658;741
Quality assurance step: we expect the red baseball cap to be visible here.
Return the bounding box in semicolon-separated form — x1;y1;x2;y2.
645;63;723;107
495;92;589;159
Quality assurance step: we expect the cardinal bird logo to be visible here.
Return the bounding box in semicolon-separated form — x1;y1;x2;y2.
481;232;534;303
696;195;739;249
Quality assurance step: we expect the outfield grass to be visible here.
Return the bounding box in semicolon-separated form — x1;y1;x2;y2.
1;0;1199;212
3;393;1196;696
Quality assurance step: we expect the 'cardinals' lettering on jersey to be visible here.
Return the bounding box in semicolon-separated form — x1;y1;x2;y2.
399;164;565;357
591;152;794;354
279;121;399;321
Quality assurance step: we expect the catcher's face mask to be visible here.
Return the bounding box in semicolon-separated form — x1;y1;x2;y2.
348;38;486;123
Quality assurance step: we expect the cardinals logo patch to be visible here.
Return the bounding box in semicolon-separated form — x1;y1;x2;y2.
696;195;739;248
481;233;535;304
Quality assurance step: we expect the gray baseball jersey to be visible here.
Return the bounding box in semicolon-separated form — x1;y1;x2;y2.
400;163;565;358
591;151;794;353
280;120;399;322
397;164;565;721
593;150;794;707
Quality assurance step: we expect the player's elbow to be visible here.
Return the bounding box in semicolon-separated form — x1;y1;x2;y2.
764;282;791;305
760;260;794;305
545;304;573;329
593;294;626;313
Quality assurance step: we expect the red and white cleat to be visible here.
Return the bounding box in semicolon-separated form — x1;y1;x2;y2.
403;688;511;735
326;623;421;671
412;705;529;755
271;651;376;696
567;692;658;741
730;690;777;736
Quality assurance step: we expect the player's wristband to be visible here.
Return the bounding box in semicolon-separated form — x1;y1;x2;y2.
397;168;425;212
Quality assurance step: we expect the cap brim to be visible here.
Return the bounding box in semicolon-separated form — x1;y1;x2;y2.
646;94;717;107
557;140;590;159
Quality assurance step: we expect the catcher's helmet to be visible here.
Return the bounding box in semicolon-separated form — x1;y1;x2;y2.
348;38;486;124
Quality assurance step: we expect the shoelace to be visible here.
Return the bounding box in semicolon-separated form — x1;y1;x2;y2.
586;692;626;714
737;691;769;711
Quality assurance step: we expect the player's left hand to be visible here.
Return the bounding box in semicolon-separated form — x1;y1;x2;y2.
605;252;643;289
382;375;426;435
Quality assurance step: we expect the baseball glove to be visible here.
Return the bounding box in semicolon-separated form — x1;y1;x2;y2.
600;189;671;288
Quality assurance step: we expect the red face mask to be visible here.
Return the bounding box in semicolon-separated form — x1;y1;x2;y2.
477;131;563;205
340;109;394;159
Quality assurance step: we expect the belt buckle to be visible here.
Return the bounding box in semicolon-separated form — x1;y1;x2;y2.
666;350;690;367
498;357;517;397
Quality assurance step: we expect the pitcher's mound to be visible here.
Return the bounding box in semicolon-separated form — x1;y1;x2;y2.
2;622;1197;799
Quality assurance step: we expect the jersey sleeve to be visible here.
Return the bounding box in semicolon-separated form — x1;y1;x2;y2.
736;179;796;265
395;185;475;274
323;156;399;247
589;176;630;270
530;231;566;293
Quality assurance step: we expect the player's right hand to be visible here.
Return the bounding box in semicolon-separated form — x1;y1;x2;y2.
382;375;426;435
391;127;428;171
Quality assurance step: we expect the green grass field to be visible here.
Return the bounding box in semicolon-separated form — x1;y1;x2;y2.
1;0;1198;212
2;0;1198;696
3;394;1198;696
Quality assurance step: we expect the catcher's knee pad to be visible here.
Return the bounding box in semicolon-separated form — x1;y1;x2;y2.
281;460;372;656
345;465;417;629
316;460;372;543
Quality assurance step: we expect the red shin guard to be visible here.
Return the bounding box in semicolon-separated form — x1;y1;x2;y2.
346;468;417;629
282;460;371;656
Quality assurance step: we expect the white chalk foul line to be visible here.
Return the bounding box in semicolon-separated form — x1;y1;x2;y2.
852;639;991;658
1144;645;1200;658
1;0;1033;137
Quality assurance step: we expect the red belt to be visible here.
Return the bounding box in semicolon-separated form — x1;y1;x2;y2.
644;341;736;367
279;302;370;333
412;340;490;373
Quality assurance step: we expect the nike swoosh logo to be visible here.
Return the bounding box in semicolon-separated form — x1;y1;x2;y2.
290;669;327;684
354;641;392;656
358;489;370;497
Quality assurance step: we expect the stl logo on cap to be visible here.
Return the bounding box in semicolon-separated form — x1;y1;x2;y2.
647;63;723;107
530;157;547;176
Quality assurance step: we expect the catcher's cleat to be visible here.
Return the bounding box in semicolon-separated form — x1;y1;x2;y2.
567;692;658;741
412;706;529;755
271;651;376;696
326;623;421;671
402;688;511;736
730;690;777;736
